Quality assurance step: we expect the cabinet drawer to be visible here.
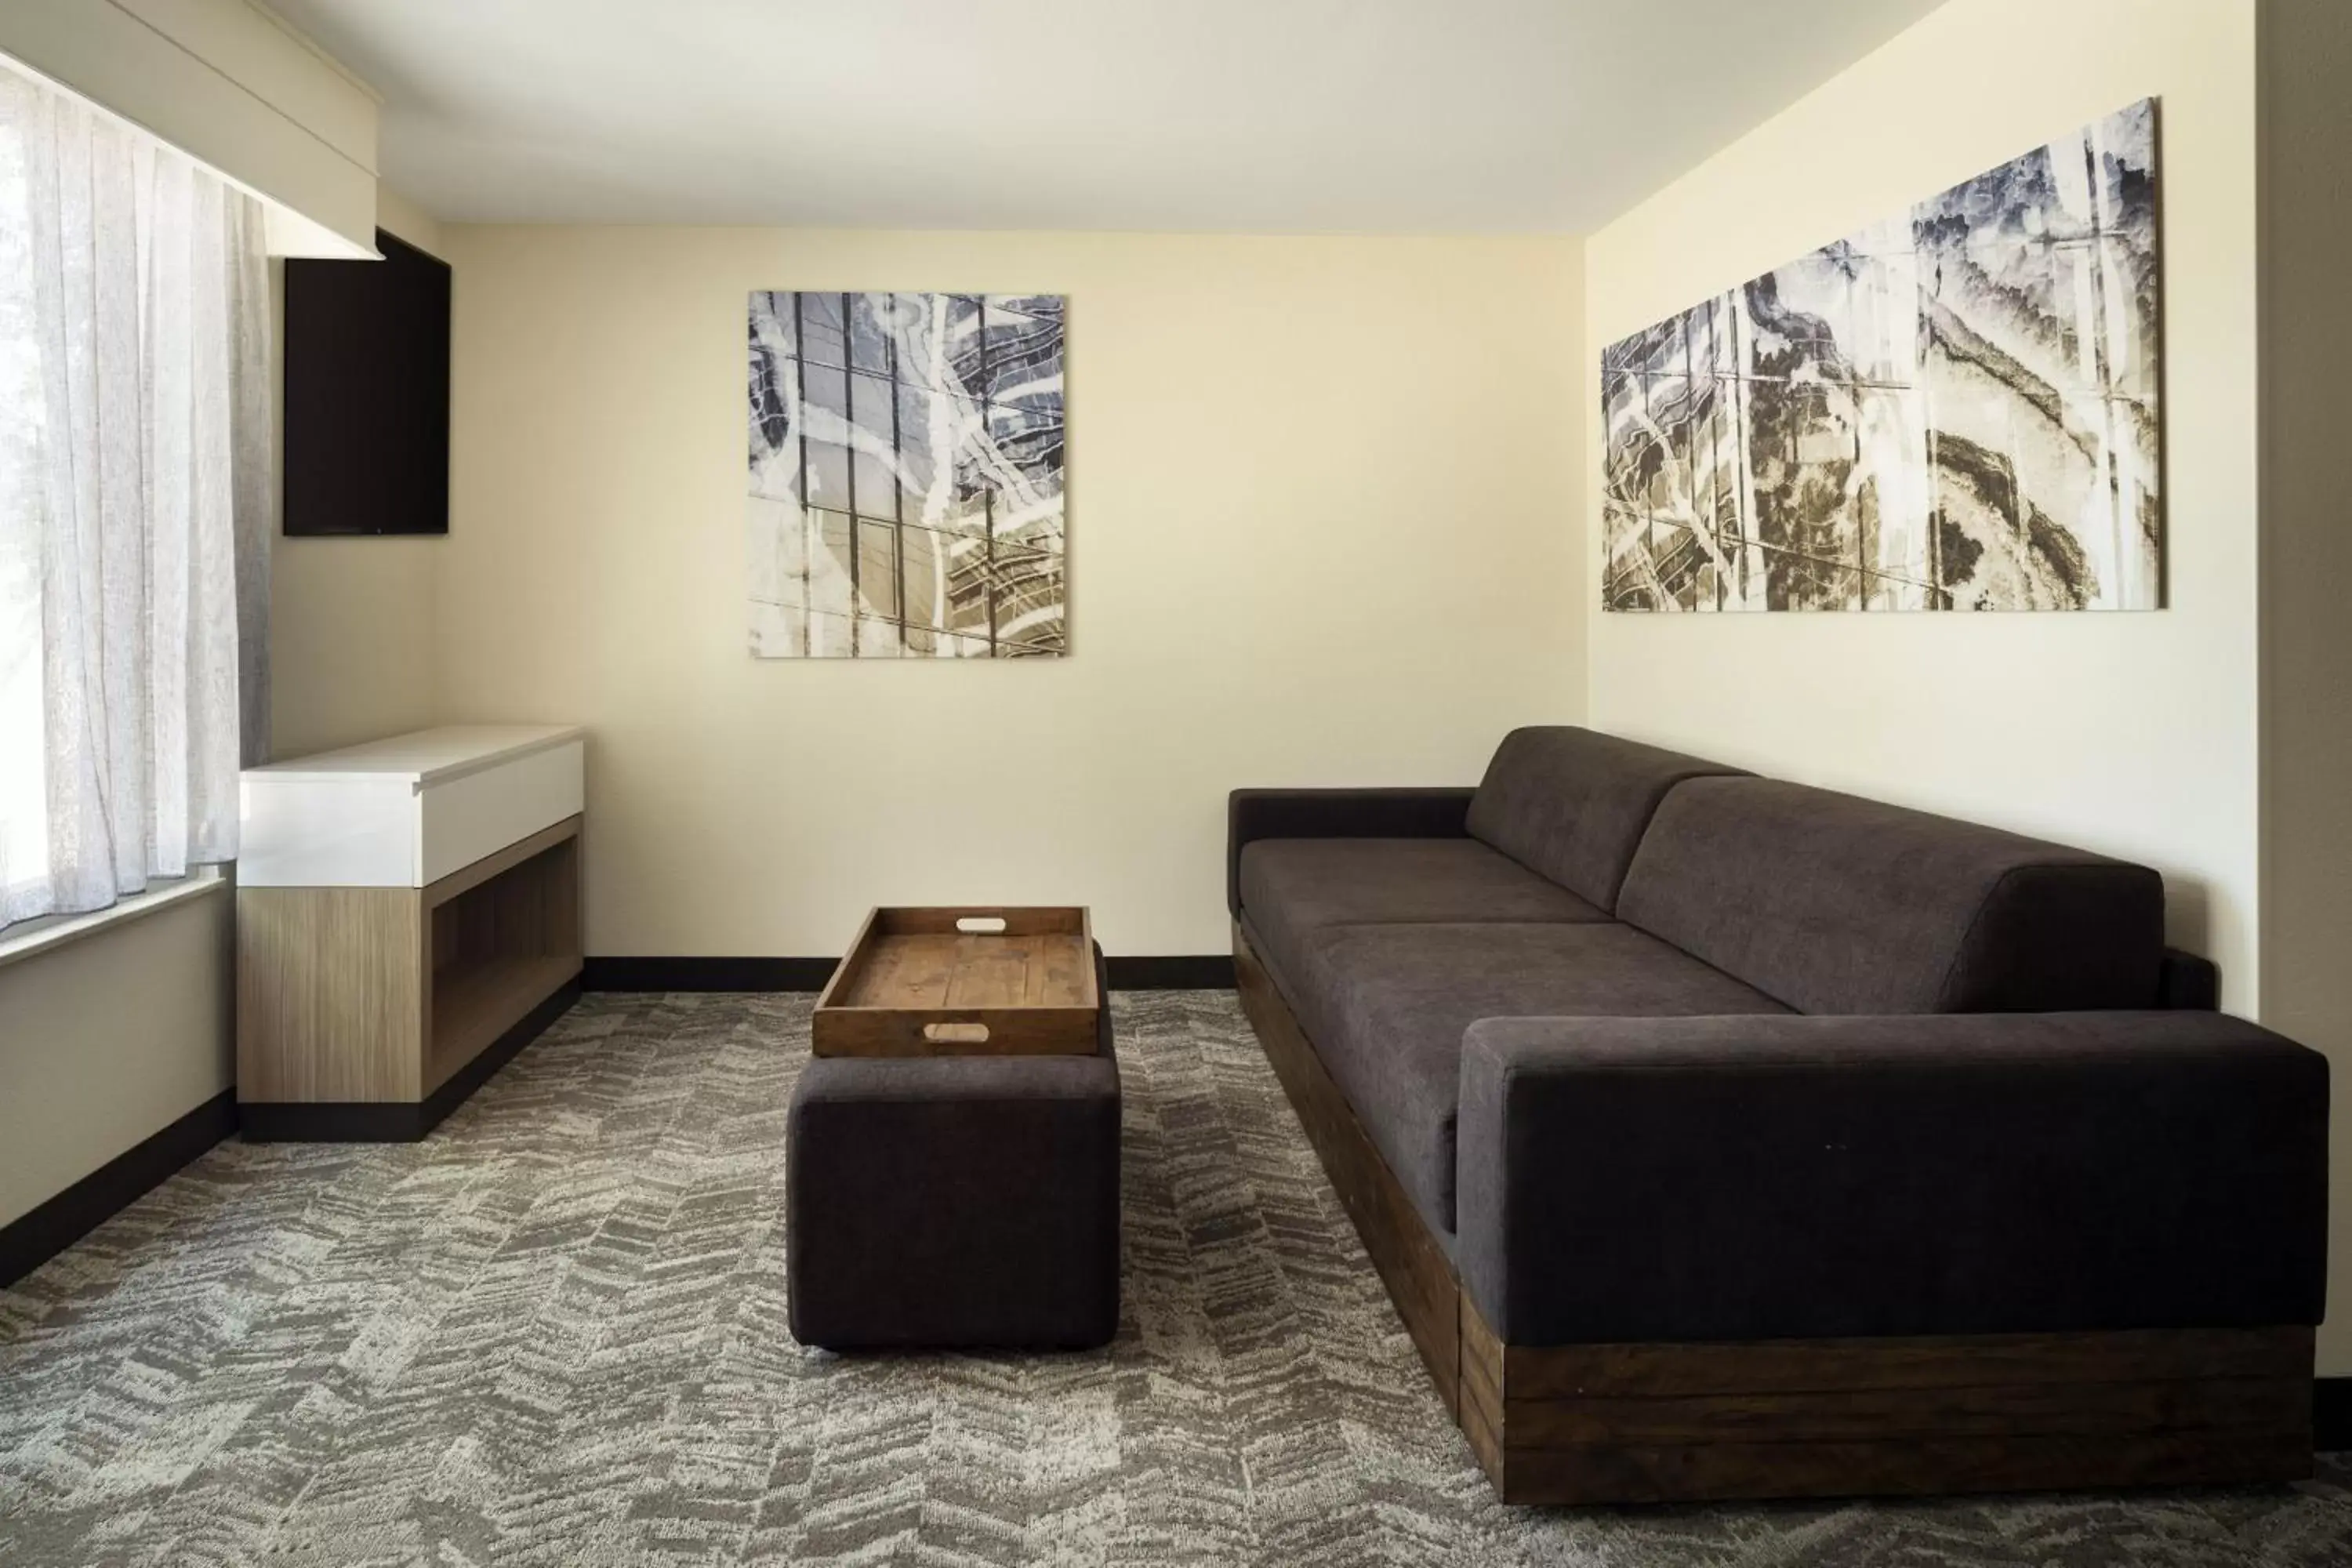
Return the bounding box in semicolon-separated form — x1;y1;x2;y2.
419;740;583;884
239;776;420;887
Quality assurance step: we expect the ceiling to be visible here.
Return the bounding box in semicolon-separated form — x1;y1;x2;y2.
269;0;1948;234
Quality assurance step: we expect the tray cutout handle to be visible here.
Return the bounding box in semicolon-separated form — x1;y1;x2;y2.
924;1022;991;1045
956;916;1008;934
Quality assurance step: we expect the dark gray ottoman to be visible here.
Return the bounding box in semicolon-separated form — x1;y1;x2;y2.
785;968;1120;1350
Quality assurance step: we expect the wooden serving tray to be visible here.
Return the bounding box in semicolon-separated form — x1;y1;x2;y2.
812;906;1099;1057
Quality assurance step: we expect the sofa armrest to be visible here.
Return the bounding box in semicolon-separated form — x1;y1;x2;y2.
1227;786;1475;917
1455;1011;2328;1346
2159;946;2221;1009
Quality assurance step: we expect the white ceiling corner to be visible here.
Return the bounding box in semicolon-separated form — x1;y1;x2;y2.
267;0;1948;233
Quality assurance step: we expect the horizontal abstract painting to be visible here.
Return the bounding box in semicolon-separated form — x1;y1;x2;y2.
1601;100;2161;613
749;292;1065;656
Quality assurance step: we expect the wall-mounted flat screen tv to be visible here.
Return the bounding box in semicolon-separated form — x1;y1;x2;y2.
283;227;451;535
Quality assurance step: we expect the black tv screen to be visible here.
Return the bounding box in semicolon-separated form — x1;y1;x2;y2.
283;227;451;535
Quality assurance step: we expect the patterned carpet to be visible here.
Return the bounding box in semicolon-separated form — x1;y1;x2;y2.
2;991;2348;1566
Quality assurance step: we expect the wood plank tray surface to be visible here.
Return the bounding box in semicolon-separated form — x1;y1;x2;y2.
813;906;1099;1058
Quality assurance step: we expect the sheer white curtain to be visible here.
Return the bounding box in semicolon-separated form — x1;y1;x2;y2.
0;72;273;931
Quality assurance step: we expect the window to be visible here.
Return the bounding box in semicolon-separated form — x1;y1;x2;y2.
0;68;271;933
0;90;42;916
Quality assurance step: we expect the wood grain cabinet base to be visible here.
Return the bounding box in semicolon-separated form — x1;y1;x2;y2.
237;728;586;1141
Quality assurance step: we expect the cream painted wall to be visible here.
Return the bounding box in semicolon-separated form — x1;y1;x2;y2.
267;187;445;758
2256;0;2352;1377
374;187;444;256
0;889;233;1228
1583;0;2260;1010
433;227;1584;956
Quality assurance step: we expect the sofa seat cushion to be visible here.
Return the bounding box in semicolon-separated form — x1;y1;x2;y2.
1239;837;1606;988
1289;922;1791;1238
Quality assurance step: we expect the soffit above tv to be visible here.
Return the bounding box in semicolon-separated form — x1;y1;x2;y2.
0;0;381;256
283;227;451;537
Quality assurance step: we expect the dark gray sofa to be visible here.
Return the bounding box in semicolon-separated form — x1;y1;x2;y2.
1228;726;2328;1505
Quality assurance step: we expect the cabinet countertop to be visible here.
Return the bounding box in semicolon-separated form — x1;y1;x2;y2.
242;725;585;789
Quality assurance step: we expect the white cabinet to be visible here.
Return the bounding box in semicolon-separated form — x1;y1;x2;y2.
239;725;584;887
236;725;586;1140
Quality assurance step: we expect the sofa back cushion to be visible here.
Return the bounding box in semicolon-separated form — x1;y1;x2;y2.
1615;777;2165;1014
1465;727;1744;910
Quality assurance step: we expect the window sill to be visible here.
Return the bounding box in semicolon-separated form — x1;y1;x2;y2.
0;873;227;975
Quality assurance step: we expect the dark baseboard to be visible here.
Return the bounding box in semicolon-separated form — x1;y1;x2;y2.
1105;955;1236;989
582;954;1238;992
2319;1377;2352;1451
241;979;580;1143
581;956;839;992
0;1087;238;1287
236;1102;427;1142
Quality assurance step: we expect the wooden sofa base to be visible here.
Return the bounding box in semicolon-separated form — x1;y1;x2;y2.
1232;923;2315;1504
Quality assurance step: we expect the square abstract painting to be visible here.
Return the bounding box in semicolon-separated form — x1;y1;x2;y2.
749;292;1065;656
1601;99;2161;612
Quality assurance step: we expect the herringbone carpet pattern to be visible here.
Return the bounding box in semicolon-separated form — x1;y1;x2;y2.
2;991;2347;1566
